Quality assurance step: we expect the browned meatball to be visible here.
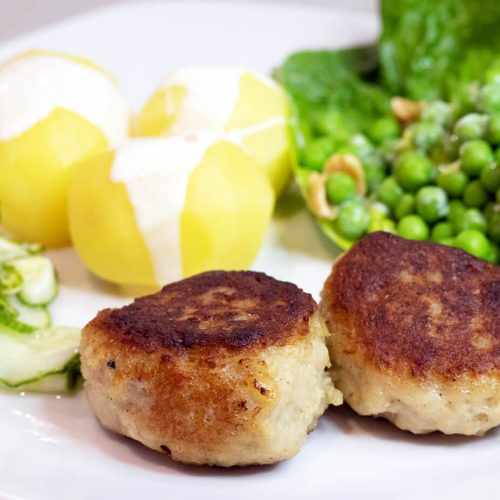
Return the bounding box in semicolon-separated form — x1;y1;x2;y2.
81;271;341;466
321;232;500;436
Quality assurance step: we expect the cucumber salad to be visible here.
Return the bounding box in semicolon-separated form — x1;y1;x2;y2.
0;235;80;393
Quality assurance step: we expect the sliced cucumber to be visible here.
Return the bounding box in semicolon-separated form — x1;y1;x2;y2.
0;327;81;393
8;256;58;305
0;234;74;393
0;295;19;317
0;236;29;262
0;264;23;294
0;296;51;333
21;242;44;255
10;296;51;329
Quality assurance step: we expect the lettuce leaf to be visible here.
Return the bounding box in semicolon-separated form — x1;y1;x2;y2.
379;0;500;100
278;47;390;139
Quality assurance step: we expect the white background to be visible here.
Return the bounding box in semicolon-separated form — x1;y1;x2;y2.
0;0;377;42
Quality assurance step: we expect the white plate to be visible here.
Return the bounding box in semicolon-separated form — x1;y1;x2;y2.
0;2;498;499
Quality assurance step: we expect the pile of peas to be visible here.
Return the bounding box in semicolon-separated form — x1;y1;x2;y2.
300;83;500;264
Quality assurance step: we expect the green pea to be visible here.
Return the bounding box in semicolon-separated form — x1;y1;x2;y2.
302;137;334;171
369;116;400;144
314;110;346;136
454;229;490;259
430;133;459;165
452;83;479;116
485;61;500;84
453;113;489;141
429;164;439;183
394;151;433;191
363;163;386;191
334;200;370;240
431;222;454;242
485;202;499;221
488;211;500;242
296;120;312;148
486;242;500;264
369;203;396;234
377;176;404;210
420;101;453;126
379;219;397;234
394;194;416;220
349;134;375;162
497;188;500;203
438;237;456;247
463;180;489;207
487;113;500;145
459;140;493;177
409;121;444;152
452;208;487;234
416;186;449;223
479;82;500;113
448;200;467;224
437;169;468;197
397;215;429;241
480;164;500;193
325;172;357;205
379;138;399;164
484;201;500;218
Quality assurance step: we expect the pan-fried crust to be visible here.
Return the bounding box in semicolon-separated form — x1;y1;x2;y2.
92;271;315;352
321;232;500;380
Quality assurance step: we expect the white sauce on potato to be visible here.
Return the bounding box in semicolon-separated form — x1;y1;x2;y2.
162;66;244;133
110;135;216;285
160;66;286;157
0;53;129;145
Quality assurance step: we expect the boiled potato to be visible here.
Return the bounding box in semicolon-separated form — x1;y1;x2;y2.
68;135;274;289
133;66;291;197
0;50;129;247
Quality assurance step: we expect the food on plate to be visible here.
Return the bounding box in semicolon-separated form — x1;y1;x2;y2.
133;66;292;197
0;50;129;247
69;135;273;289
0;236;56;332
379;0;500;102
320;231;500;436
0;234;80;392
80;270;341;466
278;0;500;264
0;327;81;393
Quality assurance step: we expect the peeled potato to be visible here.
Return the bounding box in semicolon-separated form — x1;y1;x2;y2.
68;135;274;289
0;50;129;247
133;66;292;197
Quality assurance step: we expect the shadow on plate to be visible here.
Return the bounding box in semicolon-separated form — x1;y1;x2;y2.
325;405;498;446
48;246;158;298
111;428;281;476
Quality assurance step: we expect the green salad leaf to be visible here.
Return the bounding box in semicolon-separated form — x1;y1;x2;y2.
379;0;500;101
279;47;390;149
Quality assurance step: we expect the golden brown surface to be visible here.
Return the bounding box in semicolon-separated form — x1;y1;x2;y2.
321;232;500;380
80;270;336;466
94;270;315;352
321;232;500;435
